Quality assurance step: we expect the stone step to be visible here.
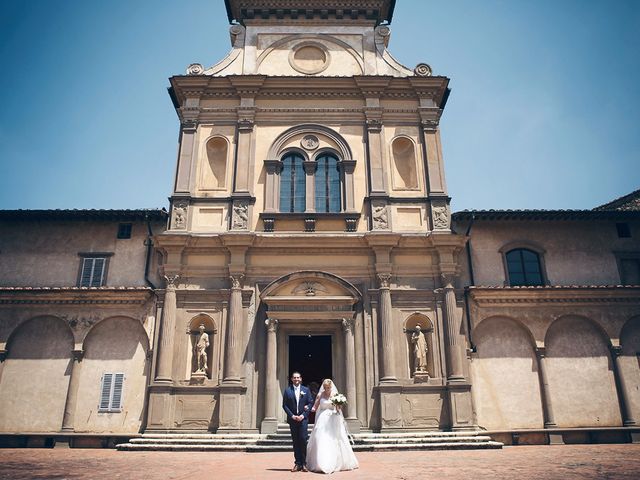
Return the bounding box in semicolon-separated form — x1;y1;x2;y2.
245;441;503;452
117;443;249;452
116;431;503;452
129;438;260;445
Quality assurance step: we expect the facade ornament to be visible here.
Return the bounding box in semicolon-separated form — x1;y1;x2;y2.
440;273;455;290
609;345;623;357
265;318;278;333
71;349;84;362
301;134;319;150
186;63;204;75
432;205;449;230
230;274;244;290
414;63;433;77
377;273;392;289
410;325;428;373
366;118;382;133
0;349;7;362
292;281;328;296
372;203;389;230
237;118;254;132
193;324;210;375
181;120;198;133
341;318;355;333
164;274;180;289
232;201;249;230
421;119;439;131
172;201;188;230
376;26;391;38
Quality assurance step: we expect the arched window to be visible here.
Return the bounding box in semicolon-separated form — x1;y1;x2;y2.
505;249;544;286
279;153;306;213
315;153;341;213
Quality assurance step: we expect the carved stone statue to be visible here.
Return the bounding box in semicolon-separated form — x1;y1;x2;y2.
194;324;210;374
372;204;388;230
411;325;428;373
232;202;249;230
432;206;449;230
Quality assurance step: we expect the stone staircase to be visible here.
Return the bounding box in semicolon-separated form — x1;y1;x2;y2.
116;426;502;451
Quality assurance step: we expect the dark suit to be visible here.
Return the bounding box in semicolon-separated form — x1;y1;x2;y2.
282;384;314;467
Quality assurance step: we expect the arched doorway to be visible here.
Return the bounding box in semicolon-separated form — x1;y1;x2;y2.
259;271;361;433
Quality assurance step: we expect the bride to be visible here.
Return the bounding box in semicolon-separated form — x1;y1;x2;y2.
306;379;359;474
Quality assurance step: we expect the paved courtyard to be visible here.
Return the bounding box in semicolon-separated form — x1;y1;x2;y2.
1;445;639;479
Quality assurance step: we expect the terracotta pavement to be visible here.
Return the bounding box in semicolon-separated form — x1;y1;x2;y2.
1;445;640;479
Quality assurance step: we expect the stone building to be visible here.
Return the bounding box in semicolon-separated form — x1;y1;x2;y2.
0;0;639;448
0;210;166;446
453;190;640;444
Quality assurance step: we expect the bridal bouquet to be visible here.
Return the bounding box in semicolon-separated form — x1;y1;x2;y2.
330;393;347;406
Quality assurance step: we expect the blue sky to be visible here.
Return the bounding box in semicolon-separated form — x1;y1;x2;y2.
0;0;638;211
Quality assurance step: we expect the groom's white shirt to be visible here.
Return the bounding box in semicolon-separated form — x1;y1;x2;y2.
294;385;301;413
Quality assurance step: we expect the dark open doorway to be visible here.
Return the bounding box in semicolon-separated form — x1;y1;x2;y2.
288;334;332;397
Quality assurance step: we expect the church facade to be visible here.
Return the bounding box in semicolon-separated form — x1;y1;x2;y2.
0;0;639;447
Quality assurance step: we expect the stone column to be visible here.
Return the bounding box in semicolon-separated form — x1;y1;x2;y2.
223;274;245;384
610;345;637;426
261;318;279;433
303;160;317;213
174;120;198;194
442;277;465;381
264;160;282;213
377;274;397;383
534;347;557;428
155;275;179;383
339;160;357;212
0;348;7;385
61;349;84;431
342;318;358;423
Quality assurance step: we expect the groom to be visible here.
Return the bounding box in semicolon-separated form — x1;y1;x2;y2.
282;371;314;472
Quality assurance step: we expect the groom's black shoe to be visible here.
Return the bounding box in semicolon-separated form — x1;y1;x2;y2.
291;464;301;472
300;466;309;472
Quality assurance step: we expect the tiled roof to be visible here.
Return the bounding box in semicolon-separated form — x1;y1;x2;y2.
452;209;640;221
0;209;167;221
594;188;640;212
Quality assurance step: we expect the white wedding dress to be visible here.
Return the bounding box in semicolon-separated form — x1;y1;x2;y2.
306;395;359;474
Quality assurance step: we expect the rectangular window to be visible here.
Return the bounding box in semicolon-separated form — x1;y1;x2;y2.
117;223;132;239
99;373;124;412
79;257;107;287
616;223;631;238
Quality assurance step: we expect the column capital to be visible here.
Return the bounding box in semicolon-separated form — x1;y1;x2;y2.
264;159;283;174
303;160;318;174
377;273;392;289
164;274;180;289
535;347;547;358
440;273;456;289
71;349;84;362
265;318;278;333
230;274;245;290
0;349;7;362
342;318;355;333
609;344;623;357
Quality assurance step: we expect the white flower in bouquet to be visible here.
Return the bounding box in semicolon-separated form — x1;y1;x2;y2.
330;393;347;406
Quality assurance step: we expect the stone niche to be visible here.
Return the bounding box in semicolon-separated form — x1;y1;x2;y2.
187;314;217;382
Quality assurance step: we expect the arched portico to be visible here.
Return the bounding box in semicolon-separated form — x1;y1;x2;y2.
259;271;361;434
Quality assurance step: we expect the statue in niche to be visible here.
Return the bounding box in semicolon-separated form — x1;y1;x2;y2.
194;324;210;375
411;325;428;373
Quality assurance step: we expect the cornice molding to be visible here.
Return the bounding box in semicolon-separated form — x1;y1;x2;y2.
0;287;153;306
468;286;640;305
